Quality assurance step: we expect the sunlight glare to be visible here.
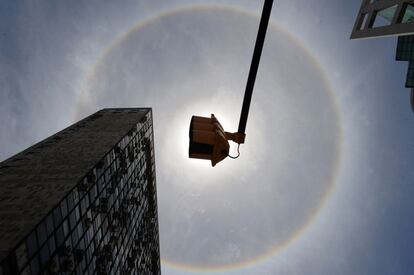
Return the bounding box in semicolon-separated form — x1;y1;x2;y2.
159;89;265;187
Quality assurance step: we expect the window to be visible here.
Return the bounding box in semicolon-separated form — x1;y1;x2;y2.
372;5;397;28
67;194;75;210
396;35;414;60
71;229;79;245
48;237;56;255
15;243;28;271
77;223;83;239
20;266;30;275
80;196;87;216
63;220;69;237
53;207;62;226
75;206;81;222
46;215;54;237
30;257;39;275
69;211;77;230
55;225;65;247
61;200;68;218
39;244;50;265
406;61;414;87
36;223;47;246
401;4;414;23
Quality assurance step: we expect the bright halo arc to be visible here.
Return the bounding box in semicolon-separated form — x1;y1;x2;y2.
75;4;343;272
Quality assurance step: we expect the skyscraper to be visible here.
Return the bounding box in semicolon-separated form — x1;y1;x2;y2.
351;0;414;39
351;0;414;111
0;108;161;275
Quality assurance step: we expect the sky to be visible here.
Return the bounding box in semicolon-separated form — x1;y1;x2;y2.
1;0;414;274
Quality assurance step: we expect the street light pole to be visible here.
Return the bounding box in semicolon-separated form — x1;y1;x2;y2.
189;0;274;166
238;0;274;135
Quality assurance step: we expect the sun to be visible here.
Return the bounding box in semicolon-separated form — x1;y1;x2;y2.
159;89;264;187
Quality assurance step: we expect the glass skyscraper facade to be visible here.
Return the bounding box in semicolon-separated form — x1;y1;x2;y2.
351;1;414;111
396;35;414;110
396;35;414;87
351;0;414;39
0;108;160;275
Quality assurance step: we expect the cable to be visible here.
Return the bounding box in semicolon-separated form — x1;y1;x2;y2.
228;144;241;159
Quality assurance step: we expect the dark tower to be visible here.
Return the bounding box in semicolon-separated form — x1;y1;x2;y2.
351;0;414;111
0;108;161;275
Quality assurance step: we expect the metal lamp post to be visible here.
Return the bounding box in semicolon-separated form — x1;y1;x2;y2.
189;0;274;166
